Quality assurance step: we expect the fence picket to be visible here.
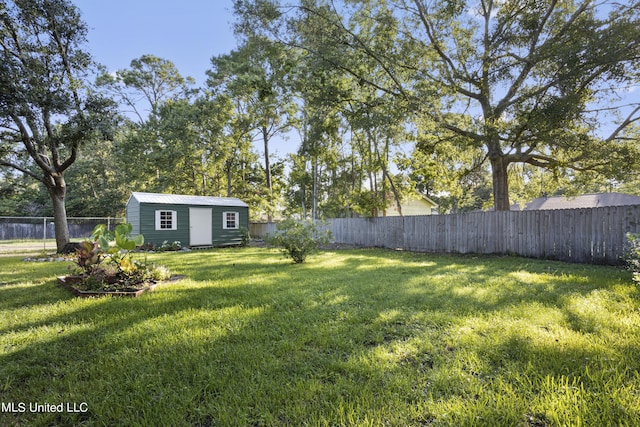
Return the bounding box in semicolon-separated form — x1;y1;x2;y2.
249;205;640;265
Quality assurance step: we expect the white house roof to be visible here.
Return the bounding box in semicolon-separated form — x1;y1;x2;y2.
130;192;248;208
524;192;640;210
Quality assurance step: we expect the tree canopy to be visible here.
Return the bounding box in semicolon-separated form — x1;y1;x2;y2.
2;0;639;229
0;0;115;250
235;0;640;210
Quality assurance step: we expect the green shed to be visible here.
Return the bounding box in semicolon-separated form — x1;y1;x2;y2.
126;192;249;247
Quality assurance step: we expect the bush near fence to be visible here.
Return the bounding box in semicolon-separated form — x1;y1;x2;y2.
250;205;640;265
0;217;126;241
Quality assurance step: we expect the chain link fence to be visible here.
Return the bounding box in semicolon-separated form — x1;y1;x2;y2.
0;217;125;252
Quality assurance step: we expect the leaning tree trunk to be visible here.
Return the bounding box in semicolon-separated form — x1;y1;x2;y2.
490;155;511;211
46;174;71;252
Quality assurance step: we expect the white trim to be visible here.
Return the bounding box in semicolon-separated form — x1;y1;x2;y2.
222;211;239;230
155;210;177;230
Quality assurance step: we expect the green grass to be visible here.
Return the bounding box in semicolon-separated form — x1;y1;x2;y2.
0;239;59;256
1;248;639;426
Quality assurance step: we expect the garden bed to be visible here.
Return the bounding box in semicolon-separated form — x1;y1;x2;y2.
57;274;185;297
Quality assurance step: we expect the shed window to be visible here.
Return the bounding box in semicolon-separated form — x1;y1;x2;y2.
223;211;239;229
155;210;177;230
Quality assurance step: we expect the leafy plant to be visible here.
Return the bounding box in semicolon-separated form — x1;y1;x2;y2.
159;240;182;251
74;240;103;274
267;219;332;263
624;233;640;285
149;264;172;281
239;227;251;247
70;223;170;290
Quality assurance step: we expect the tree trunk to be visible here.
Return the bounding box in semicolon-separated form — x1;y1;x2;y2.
262;126;273;222
47;175;70;252
381;137;402;216
312;156;318;221
226;162;233;197
490;156;511;211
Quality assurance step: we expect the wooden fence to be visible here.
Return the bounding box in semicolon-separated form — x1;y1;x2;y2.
251;205;640;265
0;217;125;240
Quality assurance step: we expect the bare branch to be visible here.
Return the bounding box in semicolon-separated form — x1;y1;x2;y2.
606;105;640;142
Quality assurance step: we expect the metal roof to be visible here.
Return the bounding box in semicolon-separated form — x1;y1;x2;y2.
524;192;640;210
130;192;248;207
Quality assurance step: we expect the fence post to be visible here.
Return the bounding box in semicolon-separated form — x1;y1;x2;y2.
43;217;47;251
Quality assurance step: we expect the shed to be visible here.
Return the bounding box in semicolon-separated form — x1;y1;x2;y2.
126;192;249;247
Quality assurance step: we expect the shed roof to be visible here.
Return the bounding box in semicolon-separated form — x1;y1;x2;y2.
524;192;640;210
129;192;248;208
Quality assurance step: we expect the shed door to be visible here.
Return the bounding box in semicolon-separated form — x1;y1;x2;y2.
189;208;213;246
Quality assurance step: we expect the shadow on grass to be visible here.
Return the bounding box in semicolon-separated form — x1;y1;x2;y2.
1;248;638;426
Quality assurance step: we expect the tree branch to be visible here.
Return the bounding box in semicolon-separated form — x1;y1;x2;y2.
606;105;640;142
9;112;55;175
0;159;44;183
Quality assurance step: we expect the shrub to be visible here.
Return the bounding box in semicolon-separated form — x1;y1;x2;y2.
624;233;640;285
239;227;251;247
159;240;182;251
267;219;332;263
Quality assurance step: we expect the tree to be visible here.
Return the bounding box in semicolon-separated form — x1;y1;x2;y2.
0;0;115;251
235;0;640;210
97;54;196;124
97;55;197;194
208;36;296;221
64;136;129;217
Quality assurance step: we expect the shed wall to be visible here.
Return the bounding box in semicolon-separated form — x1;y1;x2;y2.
138;203;248;246
139;203;188;245
126;198;141;235
213;206;249;246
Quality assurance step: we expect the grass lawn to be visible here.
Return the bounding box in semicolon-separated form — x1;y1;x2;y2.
0;239;57;256
1;248;639;426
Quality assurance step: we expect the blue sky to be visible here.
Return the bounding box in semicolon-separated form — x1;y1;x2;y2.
73;0;295;157
74;0;239;86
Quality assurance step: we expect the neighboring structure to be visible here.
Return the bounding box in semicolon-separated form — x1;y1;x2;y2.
524;192;640;210
381;194;439;216
126;192;249;247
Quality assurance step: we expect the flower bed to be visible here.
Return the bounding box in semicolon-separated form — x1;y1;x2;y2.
57;274;185;297
61;223;180;297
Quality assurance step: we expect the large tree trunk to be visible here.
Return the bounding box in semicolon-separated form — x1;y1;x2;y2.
490;156;511;211
47;174;70;252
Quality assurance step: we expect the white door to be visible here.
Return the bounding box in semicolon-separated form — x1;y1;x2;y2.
189;208;212;246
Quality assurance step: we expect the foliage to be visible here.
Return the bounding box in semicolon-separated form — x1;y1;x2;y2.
63;138;130;217
267;218;332;263
1;249;639;426
159;240;182;252
624;233;640;285
96;54;196;123
71;223;169;290
236;0;640;212
73;240;103;273
0;0;117;250
238;227;251;247
207;36;296;220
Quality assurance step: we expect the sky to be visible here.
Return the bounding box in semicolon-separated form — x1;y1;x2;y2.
73;0;240;86
72;0;294;156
